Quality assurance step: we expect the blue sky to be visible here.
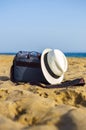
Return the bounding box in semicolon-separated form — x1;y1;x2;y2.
0;0;86;52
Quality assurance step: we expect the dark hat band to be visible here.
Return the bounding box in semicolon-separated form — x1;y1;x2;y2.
44;53;60;79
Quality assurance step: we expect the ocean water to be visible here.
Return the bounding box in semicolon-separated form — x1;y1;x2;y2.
0;52;16;55
0;52;86;57
65;52;86;57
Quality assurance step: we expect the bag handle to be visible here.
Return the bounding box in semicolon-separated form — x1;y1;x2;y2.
29;51;41;59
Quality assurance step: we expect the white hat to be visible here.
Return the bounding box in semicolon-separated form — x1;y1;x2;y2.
41;48;68;84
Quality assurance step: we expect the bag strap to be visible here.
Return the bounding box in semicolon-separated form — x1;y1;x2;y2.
43;78;85;88
28;78;85;88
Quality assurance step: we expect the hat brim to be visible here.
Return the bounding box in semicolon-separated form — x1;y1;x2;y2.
41;48;64;84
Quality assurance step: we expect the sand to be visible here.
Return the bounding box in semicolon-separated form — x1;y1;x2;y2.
0;55;86;130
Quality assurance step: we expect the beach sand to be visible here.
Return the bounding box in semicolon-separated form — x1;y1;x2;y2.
0;55;86;130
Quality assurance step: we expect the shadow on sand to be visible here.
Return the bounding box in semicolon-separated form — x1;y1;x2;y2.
56;110;77;130
0;76;10;81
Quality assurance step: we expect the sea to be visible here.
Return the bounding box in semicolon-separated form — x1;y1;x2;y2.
65;52;86;57
0;52;86;57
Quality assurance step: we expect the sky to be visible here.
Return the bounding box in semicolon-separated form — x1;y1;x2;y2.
0;0;86;53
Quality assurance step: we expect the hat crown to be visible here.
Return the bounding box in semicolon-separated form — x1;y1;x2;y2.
47;49;68;76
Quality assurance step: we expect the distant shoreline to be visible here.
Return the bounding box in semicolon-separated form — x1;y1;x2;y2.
0;52;86;57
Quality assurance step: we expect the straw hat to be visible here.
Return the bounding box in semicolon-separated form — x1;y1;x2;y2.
41;48;68;84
